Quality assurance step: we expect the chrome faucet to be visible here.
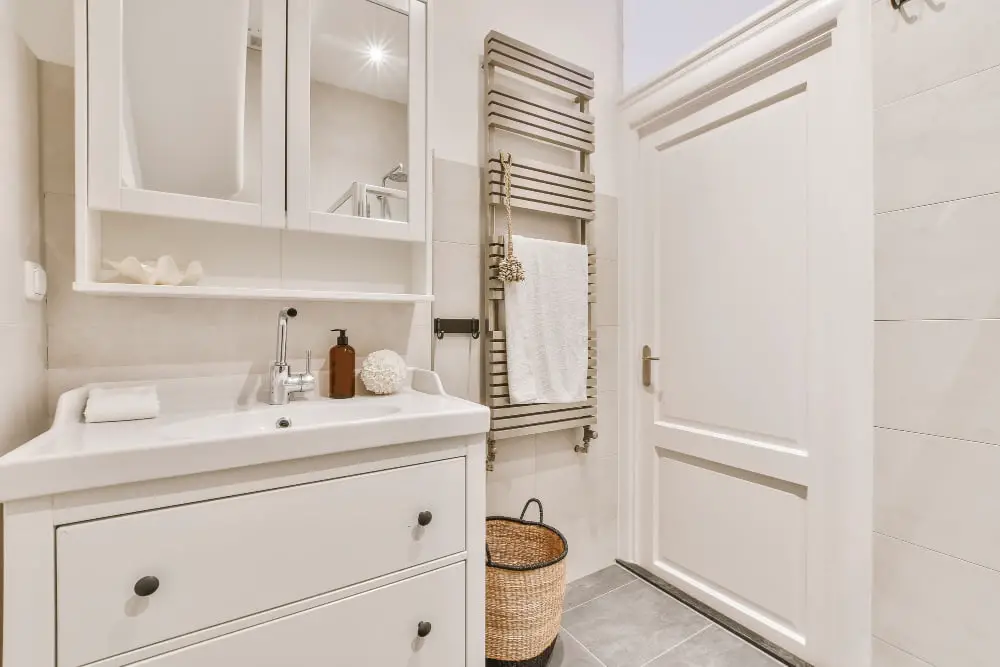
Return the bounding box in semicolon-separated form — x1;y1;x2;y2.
268;307;316;405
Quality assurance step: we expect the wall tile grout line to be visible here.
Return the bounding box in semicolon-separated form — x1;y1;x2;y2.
875;424;1000;451
875;188;1000;217
876;61;1000;112
876;531;1000;577
636;623;713;667
560;624;609;667
432;239;480;248
873;635;936;667
876;317;1000;323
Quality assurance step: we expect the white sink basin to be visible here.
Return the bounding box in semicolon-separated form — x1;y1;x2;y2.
165;403;403;439
0;369;490;503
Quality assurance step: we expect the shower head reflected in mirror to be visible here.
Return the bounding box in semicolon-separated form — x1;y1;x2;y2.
381;163;408;185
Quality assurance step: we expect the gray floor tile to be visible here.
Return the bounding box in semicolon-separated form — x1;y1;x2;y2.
562;581;711;667
564;565;637;610
550;631;604;667
647;625;781;667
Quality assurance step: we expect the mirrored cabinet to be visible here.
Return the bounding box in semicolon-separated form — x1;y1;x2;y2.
86;0;287;227
288;0;427;242
75;0;431;302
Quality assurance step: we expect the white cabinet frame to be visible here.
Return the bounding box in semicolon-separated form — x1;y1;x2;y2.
286;0;428;243
85;0;287;228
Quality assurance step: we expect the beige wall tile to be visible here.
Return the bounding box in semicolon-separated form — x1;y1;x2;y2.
876;427;1000;572
42;193;75;310
0;29;40;328
597;325;619;391
0;327;29;453
876;320;1000;444
0;23;47;451
876;65;1000;213
39;61;74;196
876;192;1000;320
873;639;933;667
405;317;433;372
0;326;48;454
534;429;618;581
432;334;480;402
486;435;536;517
595;259;618;327
874;0;1000;108
874;533;1000;666
432;241;481;318
433;157;481;246
594;390;619;460
593;194;619;261
873;2;1000;659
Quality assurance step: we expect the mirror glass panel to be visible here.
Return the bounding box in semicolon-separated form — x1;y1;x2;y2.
120;0;262;203
310;0;410;223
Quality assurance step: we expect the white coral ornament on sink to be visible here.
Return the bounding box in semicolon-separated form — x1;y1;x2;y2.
360;350;408;395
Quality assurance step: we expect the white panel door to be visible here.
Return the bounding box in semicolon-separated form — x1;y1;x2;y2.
628;2;873;665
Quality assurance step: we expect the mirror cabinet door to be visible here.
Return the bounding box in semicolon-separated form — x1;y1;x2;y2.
87;0;286;227
288;0;426;241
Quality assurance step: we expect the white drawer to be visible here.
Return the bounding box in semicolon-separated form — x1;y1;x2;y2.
127;563;466;667
56;458;466;667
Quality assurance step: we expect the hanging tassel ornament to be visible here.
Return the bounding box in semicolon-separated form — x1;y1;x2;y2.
497;152;526;283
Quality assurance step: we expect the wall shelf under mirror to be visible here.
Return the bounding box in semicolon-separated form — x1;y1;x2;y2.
74;283;433;303
74;0;431;302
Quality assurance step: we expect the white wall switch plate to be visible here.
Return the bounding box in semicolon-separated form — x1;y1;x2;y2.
24;261;47;301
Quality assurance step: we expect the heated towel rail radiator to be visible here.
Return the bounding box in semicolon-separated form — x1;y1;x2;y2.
481;31;598;469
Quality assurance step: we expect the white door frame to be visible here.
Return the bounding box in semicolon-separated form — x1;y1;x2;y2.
616;1;872;665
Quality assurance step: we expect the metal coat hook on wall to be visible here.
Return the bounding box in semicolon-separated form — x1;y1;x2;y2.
889;0;912;9
434;318;480;340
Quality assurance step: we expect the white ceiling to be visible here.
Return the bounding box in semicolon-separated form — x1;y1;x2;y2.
310;0;409;105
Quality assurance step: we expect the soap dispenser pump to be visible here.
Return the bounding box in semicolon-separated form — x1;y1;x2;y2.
329;329;356;399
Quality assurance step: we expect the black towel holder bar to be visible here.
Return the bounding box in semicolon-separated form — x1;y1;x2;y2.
434;318;480;340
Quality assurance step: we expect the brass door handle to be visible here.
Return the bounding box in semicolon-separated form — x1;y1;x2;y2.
642;345;659;387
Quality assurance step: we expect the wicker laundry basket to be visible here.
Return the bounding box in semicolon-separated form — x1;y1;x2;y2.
486;498;569;667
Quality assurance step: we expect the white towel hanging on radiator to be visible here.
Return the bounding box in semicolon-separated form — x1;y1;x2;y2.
503;235;589;404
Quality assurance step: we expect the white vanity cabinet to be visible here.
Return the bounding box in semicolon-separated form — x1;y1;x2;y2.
56;459;468;665
128;563;467;667
0;378;488;667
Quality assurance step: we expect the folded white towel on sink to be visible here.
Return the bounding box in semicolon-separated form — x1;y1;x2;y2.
84;385;161;423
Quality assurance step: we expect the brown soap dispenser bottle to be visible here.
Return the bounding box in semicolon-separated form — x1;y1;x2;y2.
329;329;356;399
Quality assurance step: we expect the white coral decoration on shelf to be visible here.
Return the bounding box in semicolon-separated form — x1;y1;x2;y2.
360;349;408;395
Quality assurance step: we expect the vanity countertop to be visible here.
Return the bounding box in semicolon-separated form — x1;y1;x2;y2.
0;370;489;503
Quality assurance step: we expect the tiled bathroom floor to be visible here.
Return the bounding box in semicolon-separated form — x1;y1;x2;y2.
551;566;781;667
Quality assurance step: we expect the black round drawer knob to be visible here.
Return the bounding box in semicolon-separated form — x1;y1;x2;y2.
133;576;160;597
417;621;432;638
417;511;433;527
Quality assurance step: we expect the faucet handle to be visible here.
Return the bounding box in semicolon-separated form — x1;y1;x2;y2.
305;349;312;373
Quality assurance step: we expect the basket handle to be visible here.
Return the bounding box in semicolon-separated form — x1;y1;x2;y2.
520;498;543;523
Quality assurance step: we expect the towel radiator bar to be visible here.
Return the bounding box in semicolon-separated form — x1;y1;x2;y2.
482;31;598;469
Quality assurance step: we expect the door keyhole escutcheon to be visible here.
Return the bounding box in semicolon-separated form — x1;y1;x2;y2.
642;345;660;387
